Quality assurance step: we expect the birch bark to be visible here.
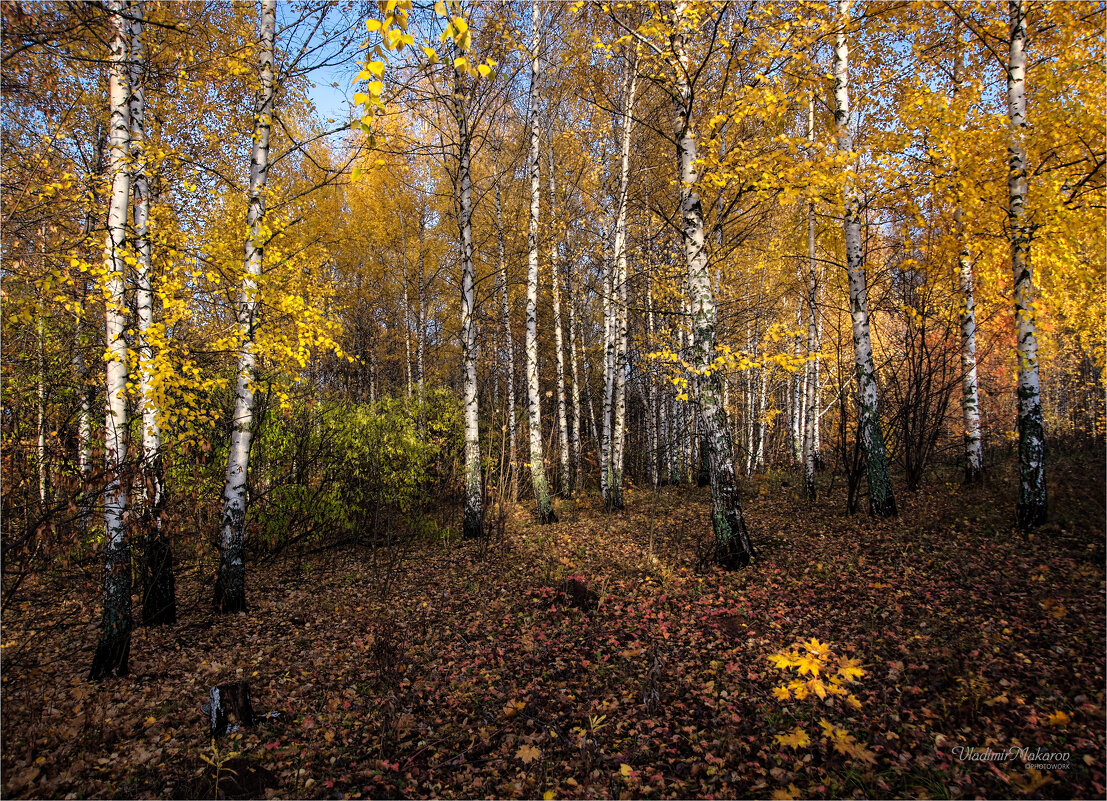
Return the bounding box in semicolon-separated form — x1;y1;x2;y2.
453;55;483;539
834;0;896;517
525;1;554;522
670;1;753;567
90;0;133;679
952;22;985;484
129;3;175;625
548;144;571;497
495;181;518;502
1007;0;1047;528
803;94;819;500
608;47;637;510
566;237;583;494
215;0;276;612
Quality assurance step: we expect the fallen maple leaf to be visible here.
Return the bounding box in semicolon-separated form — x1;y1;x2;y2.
516;744;541;764
1045;710;1070;727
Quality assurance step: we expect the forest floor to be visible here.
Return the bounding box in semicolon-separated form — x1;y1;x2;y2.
2;453;1105;800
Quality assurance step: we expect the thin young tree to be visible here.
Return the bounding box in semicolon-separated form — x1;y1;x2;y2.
803;91;819;501
453;39;483;539
129;1;175;625
215;0;276;613
833;0;896;517
666;0;755;566
548;142;571;497
524;1;555;523
90;0;134;679
1006;0;1046;527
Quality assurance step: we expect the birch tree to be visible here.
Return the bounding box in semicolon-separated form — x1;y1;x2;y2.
548;143;571;497
803;92;819;501
833;0;896;517
1007;0;1046;528
606;45;636;511
453;46;483;539
525;1;554;523
129;2;175;626
495;177;517;501
215;0;276;613
90;0;134;679
952;24;984;484
659;0;755;566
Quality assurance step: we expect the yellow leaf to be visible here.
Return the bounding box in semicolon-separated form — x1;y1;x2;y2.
619;763;632;777
771;785;801;801
1045;710;1070;727
516;744;541;764
543;792;555;801
434;0;446;14
366;18;381;31
477;63;491;77
503;699;525;718
774;726;810;750
772;685;791;701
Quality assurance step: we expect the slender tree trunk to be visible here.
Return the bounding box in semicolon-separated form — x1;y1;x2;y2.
403;256;413;400
566;238;583;494
495;181;518;502
834;0;895;517
90;0;133;679
791;298;804;464
670;1;754;567
417;208;427;407
803;94;819;501
525;2;554;522
77;126;105;529
129;4;174;625
645;279;659;487
215;0;276;613
608;48;637;510
579;305;600;484
601;225;614;503
548;144;571;497
951;24;984;485
453;57;483;539
1007;0;1046;528
37;225;46;506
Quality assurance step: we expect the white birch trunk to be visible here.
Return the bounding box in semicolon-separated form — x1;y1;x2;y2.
671;0;754;566
803;93;819;500
525;1;554;522
834;0;895;517
215;0;276;612
608;48;637;510
791;298;804;464
645;279;659;486
129;3;174;625
90;0;133;679
548;144;571;497
566;239;583;494
953;24;984;484
454;56;483;539
417;210;427;407
495;181;517;501
1007;0;1047;527
37;227;46;505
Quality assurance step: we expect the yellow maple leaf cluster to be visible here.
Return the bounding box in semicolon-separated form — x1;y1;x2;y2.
767;637;864;708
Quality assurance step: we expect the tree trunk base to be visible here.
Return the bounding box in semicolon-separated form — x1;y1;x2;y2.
214;575;247;614
89;629;130;680
462;514;484;540
963;465;984;485
143;533;177;626
1016;498;1047;530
